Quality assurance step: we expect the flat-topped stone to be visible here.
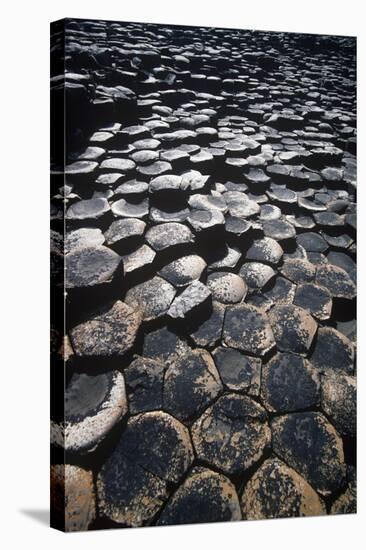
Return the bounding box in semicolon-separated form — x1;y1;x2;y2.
261;353;320;413
271;412;346;497
241;458;326;520
70;300;142;356
146;222;194;251
125;276;176;321
223;303;276;356
66;246;121;288
168;281;211;320
192;394;271;475
163;349;223;422
104;218;146;245
269;304;317;354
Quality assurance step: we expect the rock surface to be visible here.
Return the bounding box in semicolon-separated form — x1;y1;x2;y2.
52;19;356;529
192;394;271;475
241;458;326;519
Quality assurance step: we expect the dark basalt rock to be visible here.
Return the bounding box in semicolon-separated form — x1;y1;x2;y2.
246;237;284;266
261;353;320;413
207;272;247;304
331;467;357;515
149;174;182;194
70;300;142;356
223;191;260;218
327;251;356;283
163;349;223;422
271;412;346;497
310;326;354;374
65;160;98;176
55;21;357;526
146;222;194;251
280;258;316;284
65;227;105;253
293;283;332;321
111;198;149;219
96;173;123;186
137;160;172;177
321;372;356;437
189;193;227;213
130;149;159;164
65;245;121;288
316;264;356;299
188;301;226;348
187;208;225;232
157;467;242;525
104;218;146;245
241;458;326;520
207;244;241;270
239;262;276;290
263;276;296;306
223;303;276;357
125;276;176;322
66;198;110;220
262;219;296;241
260;204;282;220
159;255;206;287
212;347;261;394
51;464;96;531
97;445;167;527
122;244;156;275
52;370;127;453
168;281;211;320
149;206;190;223
296;232;328;253
192;394;271;475
181;170;210;191
225;216;252;237
267;187;297;204
124;356;165;415
143;326;190;368
269;305;317;355
114;411;194;482
115;179;149;197
100;158;136;172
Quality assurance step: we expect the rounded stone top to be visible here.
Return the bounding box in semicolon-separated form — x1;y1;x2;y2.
159;255;206;287
315;264;356;299
207;272;247;304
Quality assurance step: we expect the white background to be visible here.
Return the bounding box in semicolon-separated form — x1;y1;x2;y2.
0;0;364;548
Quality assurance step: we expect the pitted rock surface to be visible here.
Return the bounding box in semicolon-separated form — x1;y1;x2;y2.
241;458;326;519
52;19;356;529
271;412;346;496
261;353;320;413
70;301;142;356
157;467;242;525
223;304;276;357
269;305;318;355
163;349;223;422
192;394;271;475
